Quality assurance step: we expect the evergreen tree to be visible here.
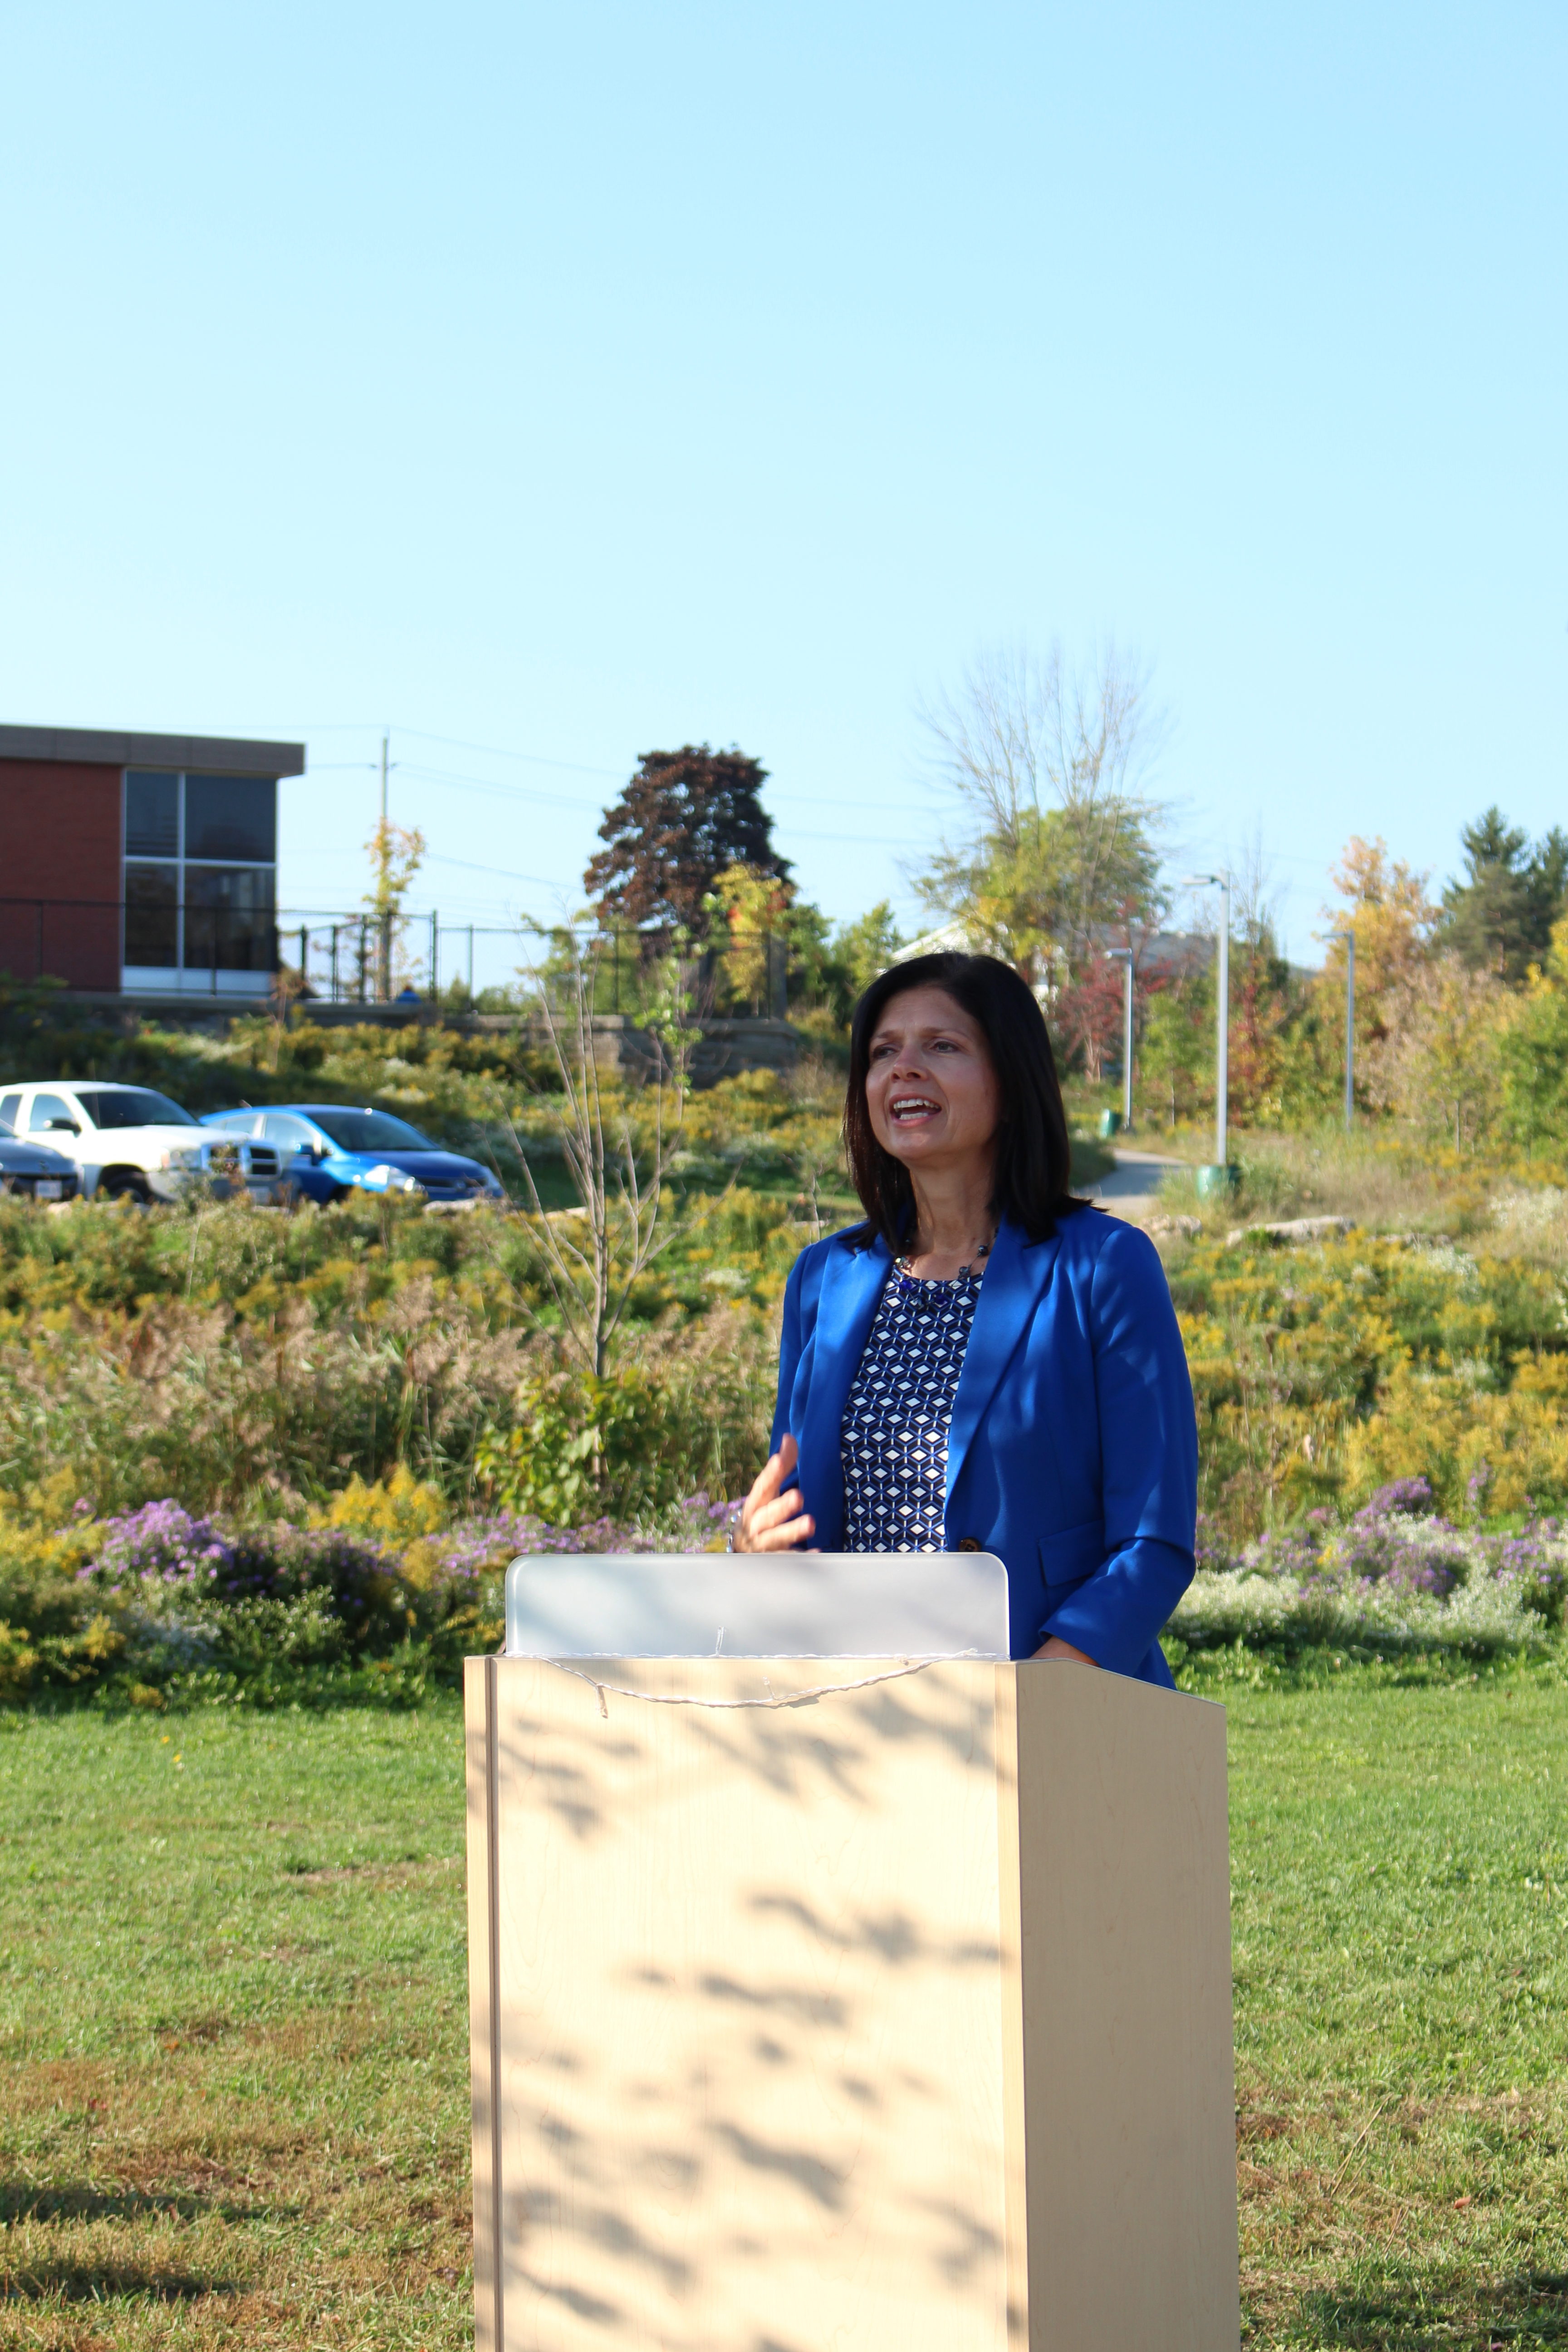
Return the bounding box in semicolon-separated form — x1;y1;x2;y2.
1528;827;1568;945
1442;808;1568;982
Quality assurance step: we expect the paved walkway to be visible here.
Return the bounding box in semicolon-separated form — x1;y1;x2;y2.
1084;1144;1187;1223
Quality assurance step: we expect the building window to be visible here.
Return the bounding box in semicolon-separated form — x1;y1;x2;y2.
125;863;179;968
125;771;180;858
185;775;276;864
122;771;277;987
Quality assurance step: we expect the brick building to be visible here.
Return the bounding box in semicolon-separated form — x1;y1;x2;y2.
0;725;305;998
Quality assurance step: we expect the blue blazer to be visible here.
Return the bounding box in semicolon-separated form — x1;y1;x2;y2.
769;1206;1198;1684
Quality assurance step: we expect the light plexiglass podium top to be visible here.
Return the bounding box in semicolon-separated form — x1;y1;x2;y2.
502;1549;1010;1660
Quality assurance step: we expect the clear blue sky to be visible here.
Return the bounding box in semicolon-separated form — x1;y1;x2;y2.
2;1;1563;984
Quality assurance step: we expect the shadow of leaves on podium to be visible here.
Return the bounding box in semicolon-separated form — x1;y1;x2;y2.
708;2122;848;2213
685;1678;999;1807
515;2182;696;2297
695;1970;852;2029
906;2193;1006;2288
506;1734;643;1844
515;2263;622;2325
748;1889;1001;1970
499;1663;1014;2342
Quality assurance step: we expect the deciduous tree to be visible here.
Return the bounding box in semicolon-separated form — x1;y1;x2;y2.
585;747;787;937
1322;836;1438;1009
1378;957;1505;1149
506;930;694;1382
706;863;790;1011
1140;976;1211;1129
831;902;905;1000
364;818;427;997
914;643;1167;990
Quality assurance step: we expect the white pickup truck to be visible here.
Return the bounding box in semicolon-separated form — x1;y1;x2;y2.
0;1082;282;1204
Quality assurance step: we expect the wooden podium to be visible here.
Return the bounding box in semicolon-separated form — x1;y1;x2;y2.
465;1651;1238;2350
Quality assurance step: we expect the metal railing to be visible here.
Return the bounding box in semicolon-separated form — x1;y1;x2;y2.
275;912;791;1015
0;895;276;992
0;899;794;1016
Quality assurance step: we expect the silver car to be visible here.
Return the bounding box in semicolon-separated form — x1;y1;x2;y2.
0;1130;80;1203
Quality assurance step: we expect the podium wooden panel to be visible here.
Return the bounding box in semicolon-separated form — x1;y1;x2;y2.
465;1655;1238;2351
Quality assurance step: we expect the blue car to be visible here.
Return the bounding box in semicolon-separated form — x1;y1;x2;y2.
200;1104;505;1208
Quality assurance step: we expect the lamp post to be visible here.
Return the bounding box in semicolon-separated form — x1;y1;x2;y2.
1107;948;1134;1134
1182;871;1231;1182
1344;929;1355;1130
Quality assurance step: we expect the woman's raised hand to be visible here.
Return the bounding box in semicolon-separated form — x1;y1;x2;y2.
734;1433;817;1553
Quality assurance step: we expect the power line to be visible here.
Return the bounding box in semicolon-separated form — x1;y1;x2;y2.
779;828;927;847
301;750;940;846
424;852;565;886
392;760;588;814
394;725;624;779
301;726;941;816
299;720;624;780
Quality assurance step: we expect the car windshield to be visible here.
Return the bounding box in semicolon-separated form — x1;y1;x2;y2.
307;1110;436;1153
74;1088;198;1130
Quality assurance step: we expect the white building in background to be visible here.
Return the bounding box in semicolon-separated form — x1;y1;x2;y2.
891;921;1213;994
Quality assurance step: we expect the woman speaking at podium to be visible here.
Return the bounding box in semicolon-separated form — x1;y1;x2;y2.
733;951;1197;1684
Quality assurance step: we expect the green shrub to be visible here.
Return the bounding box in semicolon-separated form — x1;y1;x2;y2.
474;1319;774;1523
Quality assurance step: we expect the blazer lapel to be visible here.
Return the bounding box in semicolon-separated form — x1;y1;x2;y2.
797;1235;892;1548
945;1218;1058;1512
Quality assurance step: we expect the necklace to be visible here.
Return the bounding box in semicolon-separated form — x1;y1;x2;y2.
894;1237;993;1285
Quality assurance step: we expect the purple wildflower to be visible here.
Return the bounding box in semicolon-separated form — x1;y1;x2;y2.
1356;1476;1436;1523
80;1501;237;1593
1194;1512;1234;1574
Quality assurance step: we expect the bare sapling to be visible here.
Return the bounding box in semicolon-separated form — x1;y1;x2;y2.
506;928;697;1382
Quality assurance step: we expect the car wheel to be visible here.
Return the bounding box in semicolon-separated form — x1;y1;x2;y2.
100;1169;153;1206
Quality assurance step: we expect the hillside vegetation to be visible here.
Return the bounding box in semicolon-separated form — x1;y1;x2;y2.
0;992;1567;1704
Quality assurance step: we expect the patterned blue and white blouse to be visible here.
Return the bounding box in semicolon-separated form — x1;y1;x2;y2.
840;1261;984;1551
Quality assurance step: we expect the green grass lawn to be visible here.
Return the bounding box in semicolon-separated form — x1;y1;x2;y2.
0;1708;471;2349
1;1675;1565;2347
1226;1664;1568;2347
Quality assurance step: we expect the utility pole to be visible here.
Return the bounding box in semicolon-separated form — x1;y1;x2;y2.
378;731;391;1000
1344;929;1355;1130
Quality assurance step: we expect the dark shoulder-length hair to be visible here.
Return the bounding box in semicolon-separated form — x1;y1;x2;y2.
843;951;1085;1249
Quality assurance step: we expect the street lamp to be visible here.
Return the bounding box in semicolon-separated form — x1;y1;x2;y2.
1181;870;1231;1179
1107;948;1134;1134
1344;928;1355;1131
